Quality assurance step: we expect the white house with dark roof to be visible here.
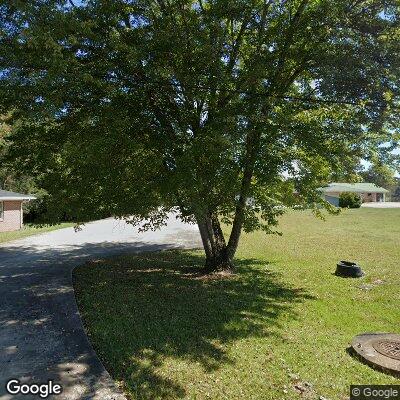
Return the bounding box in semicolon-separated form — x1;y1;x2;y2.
320;183;389;207
0;190;36;232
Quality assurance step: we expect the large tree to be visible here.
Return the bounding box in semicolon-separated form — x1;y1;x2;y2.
394;178;400;201
361;159;397;189
1;0;399;271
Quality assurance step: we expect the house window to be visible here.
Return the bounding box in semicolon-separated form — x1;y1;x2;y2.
0;201;3;221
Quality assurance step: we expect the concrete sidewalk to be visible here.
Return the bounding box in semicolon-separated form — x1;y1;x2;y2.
0;217;201;399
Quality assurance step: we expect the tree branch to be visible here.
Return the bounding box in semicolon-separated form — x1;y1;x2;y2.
272;0;309;86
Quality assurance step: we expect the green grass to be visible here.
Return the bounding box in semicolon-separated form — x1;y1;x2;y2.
73;209;400;400
0;222;74;244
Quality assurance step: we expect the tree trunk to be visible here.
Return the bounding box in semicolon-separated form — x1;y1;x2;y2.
196;128;261;273
196;212;234;273
226;130;261;260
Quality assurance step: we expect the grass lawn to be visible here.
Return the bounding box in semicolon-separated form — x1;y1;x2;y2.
73;209;400;400
0;222;74;244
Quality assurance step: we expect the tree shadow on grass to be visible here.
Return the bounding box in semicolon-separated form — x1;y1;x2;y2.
74;250;315;399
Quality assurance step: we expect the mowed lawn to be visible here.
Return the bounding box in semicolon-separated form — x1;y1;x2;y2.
73;209;400;400
0;222;74;244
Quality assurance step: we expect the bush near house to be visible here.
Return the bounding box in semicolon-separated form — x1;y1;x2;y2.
339;192;362;208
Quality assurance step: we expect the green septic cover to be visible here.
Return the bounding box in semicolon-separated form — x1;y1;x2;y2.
320;183;389;194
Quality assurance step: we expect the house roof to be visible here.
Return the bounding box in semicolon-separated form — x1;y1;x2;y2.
0;189;37;201
320;182;389;194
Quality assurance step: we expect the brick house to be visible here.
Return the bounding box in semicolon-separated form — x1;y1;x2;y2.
320;183;389;207
0;190;36;232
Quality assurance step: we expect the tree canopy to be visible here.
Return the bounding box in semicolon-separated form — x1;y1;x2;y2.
361;159;397;188
1;0;399;270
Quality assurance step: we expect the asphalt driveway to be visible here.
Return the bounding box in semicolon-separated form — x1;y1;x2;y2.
0;216;201;400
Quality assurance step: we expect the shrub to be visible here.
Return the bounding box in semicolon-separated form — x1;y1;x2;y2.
339;192;362;208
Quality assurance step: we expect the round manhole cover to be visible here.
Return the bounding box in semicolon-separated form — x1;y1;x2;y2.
372;340;400;361
351;333;400;377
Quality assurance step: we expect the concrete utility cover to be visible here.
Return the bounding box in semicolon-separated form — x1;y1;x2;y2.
351;333;400;377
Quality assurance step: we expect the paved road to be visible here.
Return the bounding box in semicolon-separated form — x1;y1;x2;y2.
0;217;201;400
361;202;400;208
